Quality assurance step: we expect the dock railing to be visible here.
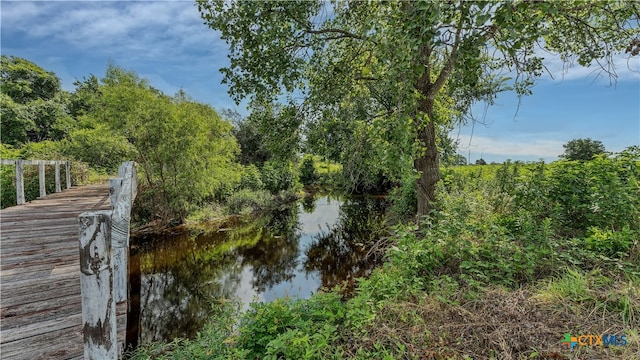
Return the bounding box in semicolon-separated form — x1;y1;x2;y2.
78;161;137;359
0;159;72;205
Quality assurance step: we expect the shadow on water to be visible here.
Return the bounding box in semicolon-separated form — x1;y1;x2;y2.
127;194;389;346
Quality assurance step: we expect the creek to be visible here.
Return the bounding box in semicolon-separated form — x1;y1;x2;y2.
127;194;388;345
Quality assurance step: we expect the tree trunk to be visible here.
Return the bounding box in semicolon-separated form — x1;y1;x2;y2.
414;98;439;218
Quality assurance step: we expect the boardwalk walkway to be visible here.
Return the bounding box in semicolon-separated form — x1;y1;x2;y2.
1;184;126;360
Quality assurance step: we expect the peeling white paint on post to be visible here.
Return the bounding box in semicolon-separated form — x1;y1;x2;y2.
55;161;62;193
79;210;117;360
38;160;46;198
66;161;71;189
16;160;25;205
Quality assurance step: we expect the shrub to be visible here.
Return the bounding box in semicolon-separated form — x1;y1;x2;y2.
545;153;640;236
238;164;263;191
299;155;318;185
63;124;136;172
387;172;417;221
261;160;298;193
583;226;636;257
225;189;272;215
236;292;345;360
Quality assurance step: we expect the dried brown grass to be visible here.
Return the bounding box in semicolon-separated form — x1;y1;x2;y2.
342;287;639;360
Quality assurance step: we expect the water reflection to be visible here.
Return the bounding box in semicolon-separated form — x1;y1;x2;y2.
129;195;387;344
304;196;389;289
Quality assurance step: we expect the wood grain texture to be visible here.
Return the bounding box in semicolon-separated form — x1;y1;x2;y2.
1;184;127;360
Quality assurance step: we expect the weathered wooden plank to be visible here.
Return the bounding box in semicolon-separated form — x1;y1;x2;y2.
1;214;80;223
0;236;79;249
0;263;78;285
0;271;78;296
1;210;105;220
0;235;78;246
0;254;78;276
1;251;78;267
0;327;84;360
0;243;77;255
0;256;77;269
1;229;78;240
1;296;82;334
0;313;83;344
0;292;81;318
0;279;79;303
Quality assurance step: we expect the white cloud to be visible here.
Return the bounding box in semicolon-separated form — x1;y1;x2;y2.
2;1;226;62
456;134;564;159
537;48;640;83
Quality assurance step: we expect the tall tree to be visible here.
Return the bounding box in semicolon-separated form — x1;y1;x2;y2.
0;56;73;144
86;64;240;223
560;138;606;161
198;0;639;217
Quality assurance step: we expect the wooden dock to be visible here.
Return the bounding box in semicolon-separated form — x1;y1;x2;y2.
1;184;127;360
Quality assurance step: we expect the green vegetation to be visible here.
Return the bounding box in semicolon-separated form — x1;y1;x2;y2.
1;55;72;145
130;148;640;359
1;58;303;221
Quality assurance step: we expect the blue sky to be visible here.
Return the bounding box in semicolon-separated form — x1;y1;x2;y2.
2;1;639;163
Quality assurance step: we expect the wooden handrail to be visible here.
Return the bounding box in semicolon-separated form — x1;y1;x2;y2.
0;159;71;205
78;161;137;359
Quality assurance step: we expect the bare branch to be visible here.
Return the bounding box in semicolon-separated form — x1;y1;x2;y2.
305;28;370;42
429;6;467;99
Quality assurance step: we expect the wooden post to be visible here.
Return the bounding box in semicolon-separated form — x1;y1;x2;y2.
38;160;46;198
66;161;71;189
111;163;133;248
55;161;62;193
109;177;127;303
16;160;25;205
79;210;117;360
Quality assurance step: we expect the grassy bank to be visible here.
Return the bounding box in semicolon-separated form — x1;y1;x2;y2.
130;150;639;359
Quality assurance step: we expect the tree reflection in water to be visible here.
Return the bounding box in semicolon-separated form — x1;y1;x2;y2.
236;204;301;292
303;196;389;289
129;195;387;344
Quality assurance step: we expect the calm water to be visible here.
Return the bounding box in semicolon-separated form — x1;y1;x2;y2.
128;194;388;345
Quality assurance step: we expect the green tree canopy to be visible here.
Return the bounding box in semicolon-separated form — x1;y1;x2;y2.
0;56;73;145
198;0;639;217
1;55;60;103
560;138;607;161
79;64;241;223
